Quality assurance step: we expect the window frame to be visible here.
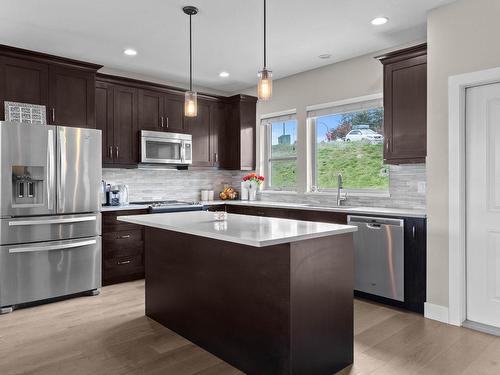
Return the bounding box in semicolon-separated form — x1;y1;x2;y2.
261;114;298;191
308;96;388;194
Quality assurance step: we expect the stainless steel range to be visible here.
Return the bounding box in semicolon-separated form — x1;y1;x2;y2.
131;200;204;214
0;121;102;314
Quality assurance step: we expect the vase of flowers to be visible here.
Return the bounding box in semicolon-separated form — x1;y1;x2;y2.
242;173;265;201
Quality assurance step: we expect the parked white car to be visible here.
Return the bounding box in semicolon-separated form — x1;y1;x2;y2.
345;129;384;144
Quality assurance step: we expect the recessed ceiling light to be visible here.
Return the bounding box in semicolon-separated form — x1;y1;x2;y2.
123;48;138;56
319;54;332;59
371;17;389;26
219;71;230;78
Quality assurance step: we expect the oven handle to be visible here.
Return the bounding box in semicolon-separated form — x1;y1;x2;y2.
9;239;97;254
9;216;97;226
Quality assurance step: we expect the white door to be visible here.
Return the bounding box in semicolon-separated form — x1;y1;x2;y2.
466;83;500;327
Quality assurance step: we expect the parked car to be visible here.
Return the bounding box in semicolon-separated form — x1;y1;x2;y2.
345;129;384;144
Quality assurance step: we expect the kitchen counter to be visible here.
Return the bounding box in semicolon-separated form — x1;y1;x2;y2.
101;204;149;212
119;210;355;375
201;200;427;218
118;210;357;247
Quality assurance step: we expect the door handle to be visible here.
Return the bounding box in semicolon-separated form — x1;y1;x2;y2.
166;117;169;128
9;216;97;226
51;108;56;123
412;225;416;239
115;146;119;159
366;223;382;230
119;234;131;239
117;260;131;265
9;239;97;254
214;153;218;163
160;117;164;128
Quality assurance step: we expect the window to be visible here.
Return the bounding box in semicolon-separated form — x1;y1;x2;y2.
308;97;388;191
262;115;298;190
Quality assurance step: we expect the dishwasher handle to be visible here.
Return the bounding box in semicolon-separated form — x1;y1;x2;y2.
347;215;404;227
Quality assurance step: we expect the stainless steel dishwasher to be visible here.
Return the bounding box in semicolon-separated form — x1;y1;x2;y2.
347;215;405;302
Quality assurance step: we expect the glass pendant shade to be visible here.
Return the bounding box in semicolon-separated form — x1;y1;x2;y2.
258;68;273;101
184;91;198;117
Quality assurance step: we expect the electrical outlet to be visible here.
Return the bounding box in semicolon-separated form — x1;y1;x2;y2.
417;181;426;194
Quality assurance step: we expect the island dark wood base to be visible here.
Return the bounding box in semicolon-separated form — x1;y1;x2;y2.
145;228;354;375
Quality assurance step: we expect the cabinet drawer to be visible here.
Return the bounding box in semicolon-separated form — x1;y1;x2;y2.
103;229;143;243
103;255;143;279
102;209;147;231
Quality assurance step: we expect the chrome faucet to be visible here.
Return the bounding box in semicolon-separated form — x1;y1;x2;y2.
337;173;347;206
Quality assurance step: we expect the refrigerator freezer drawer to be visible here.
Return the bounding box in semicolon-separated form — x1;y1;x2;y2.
0;236;101;308
0;213;101;245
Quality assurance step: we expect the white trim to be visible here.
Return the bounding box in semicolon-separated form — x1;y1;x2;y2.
260;109;297;120
448;66;500;327
306;93;383;112
424;302;449;324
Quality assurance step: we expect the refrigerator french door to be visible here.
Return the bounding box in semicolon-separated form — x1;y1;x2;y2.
0;121;102;313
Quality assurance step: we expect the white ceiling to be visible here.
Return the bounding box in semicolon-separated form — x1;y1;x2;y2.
0;0;455;94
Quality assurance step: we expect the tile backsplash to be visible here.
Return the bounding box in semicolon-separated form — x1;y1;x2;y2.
103;163;425;210
259;164;426;210
102;167;248;202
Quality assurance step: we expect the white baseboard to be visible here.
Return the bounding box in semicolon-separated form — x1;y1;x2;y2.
424;302;449;324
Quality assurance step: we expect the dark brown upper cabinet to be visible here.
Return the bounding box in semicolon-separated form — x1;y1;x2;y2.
377;44;427;165
185;99;213;167
96;77;138;167
0;45;101;127
0;56;49;120
138;89;185;132
221;95;257;170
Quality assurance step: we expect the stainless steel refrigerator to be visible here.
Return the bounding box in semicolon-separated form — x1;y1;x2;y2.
0;121;102;313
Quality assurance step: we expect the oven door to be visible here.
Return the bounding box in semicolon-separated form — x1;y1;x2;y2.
141;136;183;164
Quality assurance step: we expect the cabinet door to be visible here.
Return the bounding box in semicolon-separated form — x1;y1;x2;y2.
164;93;185;132
113;85;138;165
95;82;114;164
49;65;95;128
186;100;212;167
384;55;427;163
211;102;225;167
138;89;164;131
404;217;426;313
0;56;49;120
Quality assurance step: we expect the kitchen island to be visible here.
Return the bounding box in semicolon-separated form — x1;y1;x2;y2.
119;211;357;375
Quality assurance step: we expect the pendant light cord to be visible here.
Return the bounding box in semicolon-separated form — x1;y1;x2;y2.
189;13;193;91
263;0;267;69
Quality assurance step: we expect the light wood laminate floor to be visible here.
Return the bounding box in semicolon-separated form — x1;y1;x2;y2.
0;280;499;375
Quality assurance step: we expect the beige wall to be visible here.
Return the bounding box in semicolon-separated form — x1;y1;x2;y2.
427;0;500;308
242;41;422;193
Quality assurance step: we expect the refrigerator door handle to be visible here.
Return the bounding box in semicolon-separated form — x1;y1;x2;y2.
57;128;66;211
9;216;97;226
8;239;97;254
47;129;55;210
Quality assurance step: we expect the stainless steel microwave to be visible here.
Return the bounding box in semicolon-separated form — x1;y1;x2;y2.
140;130;192;165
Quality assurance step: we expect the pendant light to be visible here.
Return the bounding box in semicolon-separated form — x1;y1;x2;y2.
183;6;198;117
258;0;272;101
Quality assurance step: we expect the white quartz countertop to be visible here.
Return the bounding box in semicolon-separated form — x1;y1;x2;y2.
118;211;357;247
200;200;427;219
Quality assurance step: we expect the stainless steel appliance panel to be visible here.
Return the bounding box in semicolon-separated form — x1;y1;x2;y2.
57;126;102;214
348;216;405;302
140;130;192;165
0;236;101;307
1;213;101;245
0;122;56;218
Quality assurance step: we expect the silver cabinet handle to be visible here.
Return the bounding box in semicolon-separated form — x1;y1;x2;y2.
9;239;97;254
51;108;56;123
214;153;218;163
166;116;169;128
115;146;119;159
109;146;113;158
160;117;164;128
412;225;416;239
9;216;97;226
117;260;131;265
119;235;131;239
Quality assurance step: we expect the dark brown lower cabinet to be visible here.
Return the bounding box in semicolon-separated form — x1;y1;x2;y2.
102;210;147;286
221;204;426;313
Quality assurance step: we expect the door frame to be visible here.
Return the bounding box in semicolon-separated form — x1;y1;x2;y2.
448;66;500;326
